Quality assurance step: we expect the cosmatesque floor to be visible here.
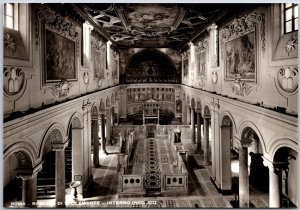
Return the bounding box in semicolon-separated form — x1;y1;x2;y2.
81;137;269;208
36;137;269;208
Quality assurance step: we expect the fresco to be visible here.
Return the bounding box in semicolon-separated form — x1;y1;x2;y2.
183;58;188;77
224;31;256;81
198;51;206;77
94;49;106;80
45;30;76;82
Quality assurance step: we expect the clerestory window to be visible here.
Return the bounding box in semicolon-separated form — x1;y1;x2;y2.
283;3;298;34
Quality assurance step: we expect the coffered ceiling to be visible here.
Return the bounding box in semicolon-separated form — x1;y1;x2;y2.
75;3;245;49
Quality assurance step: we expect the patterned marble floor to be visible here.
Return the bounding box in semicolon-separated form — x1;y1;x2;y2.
81;138;269;208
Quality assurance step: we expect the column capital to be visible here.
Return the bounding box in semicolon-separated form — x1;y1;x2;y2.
91;115;100;121
52;138;69;151
204;115;210;119
207;23;218;31
195;109;202;114
240;137;253;148
82;100;92;113
17;161;43;180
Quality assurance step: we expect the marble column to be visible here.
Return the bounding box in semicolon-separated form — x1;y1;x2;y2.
239;146;249;208
203;117;210;165
182;101;187;124
82;102;92;186
17;163;42;207
220;125;232;191
100;113;107;154
157;109;160;125
91;117;99;167
269;166;281;208
111;107;114;125
187;105;191;125
106;108;111;145
52;140;69;208
191;108;195;143
251;138;259;153
71;127;84;196
196;112;202;152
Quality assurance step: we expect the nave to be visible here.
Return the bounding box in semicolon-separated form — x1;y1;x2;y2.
3;3;298;209
31;137;269;208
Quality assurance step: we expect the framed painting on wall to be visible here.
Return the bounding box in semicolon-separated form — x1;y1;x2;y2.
224;31;256;82
45;29;77;83
183;58;188;77
112;57;118;79
197;51;206;77
94;48;106;80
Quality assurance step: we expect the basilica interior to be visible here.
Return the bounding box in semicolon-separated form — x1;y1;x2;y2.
3;3;298;208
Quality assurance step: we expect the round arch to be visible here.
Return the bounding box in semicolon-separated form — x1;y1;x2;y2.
38;123;66;158
268;138;298;161
123;49;177;84
219;111;238;135
91;103;99;118
203;104;211;117
196;100;202;113
238;121;266;155
106;96;111;108
4;142;36;167
191;98;196;108
111;93;115;104
67;112;83;133
99;99;105;112
186;95;190;105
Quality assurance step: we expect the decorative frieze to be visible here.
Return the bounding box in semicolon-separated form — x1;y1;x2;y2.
231;79;253;96
49;79;72;98
34;7;40;49
221;11;265;57
92;36;106;52
38;6;78;41
222;12;263;42
195;39;208;53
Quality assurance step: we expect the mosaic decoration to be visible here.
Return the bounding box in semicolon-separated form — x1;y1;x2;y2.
145;138;161;191
123;50;178;84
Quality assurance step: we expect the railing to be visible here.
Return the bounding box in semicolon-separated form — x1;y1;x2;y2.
117;124;189;196
118;175;144;193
